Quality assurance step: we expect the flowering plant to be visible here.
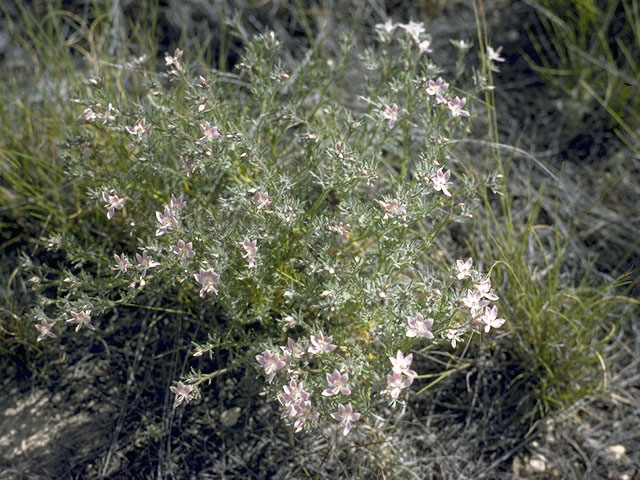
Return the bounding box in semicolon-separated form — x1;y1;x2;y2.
26;23;504;436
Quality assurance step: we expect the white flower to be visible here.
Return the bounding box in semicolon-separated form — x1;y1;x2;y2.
399;21;426;43
375;19;396;34
487;46;505;63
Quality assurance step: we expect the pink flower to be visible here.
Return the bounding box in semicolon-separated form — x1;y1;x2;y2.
67;308;94;332
155;205;177;236
164;48;183;74
331;403;361;436
293;400;319;433
386;371;414;399
102;192;125;220
170;193;186;211
426;77;449;104
322;369;351;397
241;238;258;269
461;290;488;316
136;251;161;283
379;199;405;220
282;379;309;405
446;328;463;348
280;337;304;358
308;331;337;354
399;21;426;43
125;118;150;136
475;277;499;301
389;350;417;378
481;306;506;333
431;168;452;196
35;318;56;341
194;268;220;296
251;190;271;210
406;312;434;339
329;222;350;236
198;121;220;143
487;46;505;63
113;253;132;275
173;240;195;266
382;104;401;128
170;381;194;407
448;96;470;117
456;257;476;280
256;349;286;382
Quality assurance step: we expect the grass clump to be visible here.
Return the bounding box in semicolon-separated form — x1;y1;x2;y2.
524;0;640;152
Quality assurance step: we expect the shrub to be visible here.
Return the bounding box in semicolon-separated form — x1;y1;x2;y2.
24;23;505;436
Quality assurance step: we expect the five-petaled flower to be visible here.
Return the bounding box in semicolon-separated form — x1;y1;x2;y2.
308;331;337;354
446;328;463;348
456;257;476;280
487;46;505;63
389;350;417;378
406;312;434;339
481;306;506;333
113;253;132;275
386;371;414;399
382;104;401;128
155;205;178;236
322;370;351;397
256;349;287;382
461;290;488;316
170;381;194;407
67;308;94;332
418;39;432;54
173;240;195;266
169;193;186;211
375;19;396;34
194;268;220;297
136;251;161;283
431;168;452;196
331;403;361;436
241;238;258;268
198;122;220;143
448;96;470;117
399;21;426;43
35;318;56;341
293;400;319;433
426;76;449;104
280;337;304;359
102;192;125;220
164;48;184;74
252;190;271;210
475;277;499;301
379;199;406;220
126;118;150;136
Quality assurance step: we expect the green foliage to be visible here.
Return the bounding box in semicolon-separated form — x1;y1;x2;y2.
474;171;638;421
19;21;508;434
525;0;640;151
